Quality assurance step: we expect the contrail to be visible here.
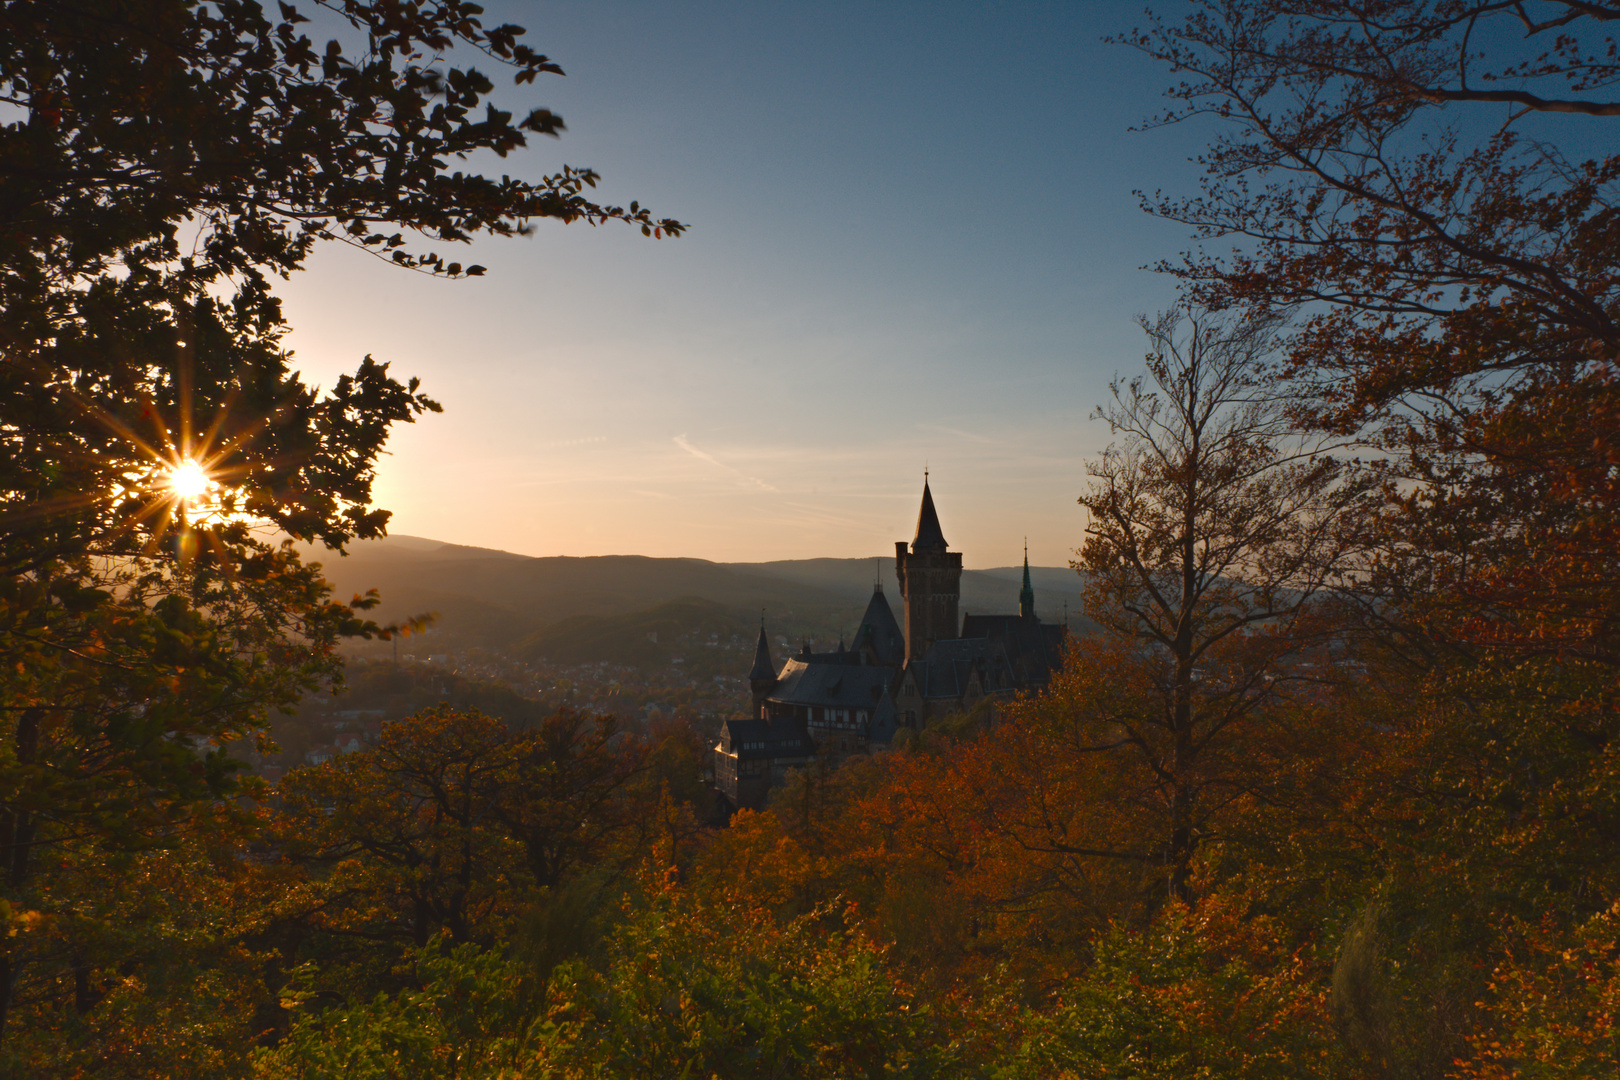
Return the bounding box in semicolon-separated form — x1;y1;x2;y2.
673;435;779;492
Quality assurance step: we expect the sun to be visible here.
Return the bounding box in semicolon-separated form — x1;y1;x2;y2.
168;460;212;500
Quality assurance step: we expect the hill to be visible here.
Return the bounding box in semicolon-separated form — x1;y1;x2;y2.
307;536;1091;665
735;557;1089;619
510;596;770;680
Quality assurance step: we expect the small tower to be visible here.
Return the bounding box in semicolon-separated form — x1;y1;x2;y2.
748;621;777;718
1019;539;1036;620
853;582;906;667
895;476;963;661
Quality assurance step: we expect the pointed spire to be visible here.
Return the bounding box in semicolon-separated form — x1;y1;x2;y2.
912;477;947;551
748;621;775;682
854;583;905;666
1020;538;1036;619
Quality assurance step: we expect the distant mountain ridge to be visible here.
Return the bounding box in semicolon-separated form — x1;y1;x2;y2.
310;535;1091;662
733;556;1089;613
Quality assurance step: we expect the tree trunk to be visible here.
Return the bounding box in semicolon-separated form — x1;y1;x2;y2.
1169;655;1196;904
73;956;95;1014
0;708;42;1048
2;707;40;890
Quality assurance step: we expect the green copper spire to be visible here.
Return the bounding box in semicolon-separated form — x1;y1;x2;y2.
1019;539;1036;619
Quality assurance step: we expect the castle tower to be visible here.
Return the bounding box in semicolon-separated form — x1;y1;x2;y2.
1020;540;1036;620
894;478;962;661
748;621;777;718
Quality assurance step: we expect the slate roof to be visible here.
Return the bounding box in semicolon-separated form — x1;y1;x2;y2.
852;585;906;666
905;636;1016;700
769;658;896;710
720;716;814;760
913;480;947;551
959;614;1067;683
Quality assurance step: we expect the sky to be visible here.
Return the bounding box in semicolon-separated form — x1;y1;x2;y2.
273;1;1213;567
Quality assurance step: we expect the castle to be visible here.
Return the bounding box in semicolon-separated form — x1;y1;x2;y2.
714;479;1067;810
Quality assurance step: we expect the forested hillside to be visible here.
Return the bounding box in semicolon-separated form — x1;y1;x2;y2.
312;537;1093;660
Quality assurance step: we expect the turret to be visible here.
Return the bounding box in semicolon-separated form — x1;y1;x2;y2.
895;477;962;661
1020;540;1036;620
748;622;777;718
853;582;905;667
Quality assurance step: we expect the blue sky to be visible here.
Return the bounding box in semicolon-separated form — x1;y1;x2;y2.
275;1;1212;566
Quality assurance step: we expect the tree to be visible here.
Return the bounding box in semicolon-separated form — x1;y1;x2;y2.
0;528;395;1045
0;801;303;1079
277;706;524;950
262;882;947;1080
997;896;1342;1080
1121;1;1620;413
1120;0;1620;665
275;706;656;970
0;0;682;1058
494;708;651;892
1071;305;1361;901
1121;7;1620;1072
1;0;681;572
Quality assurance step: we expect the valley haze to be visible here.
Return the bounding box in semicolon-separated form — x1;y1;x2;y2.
315;534;1094;666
